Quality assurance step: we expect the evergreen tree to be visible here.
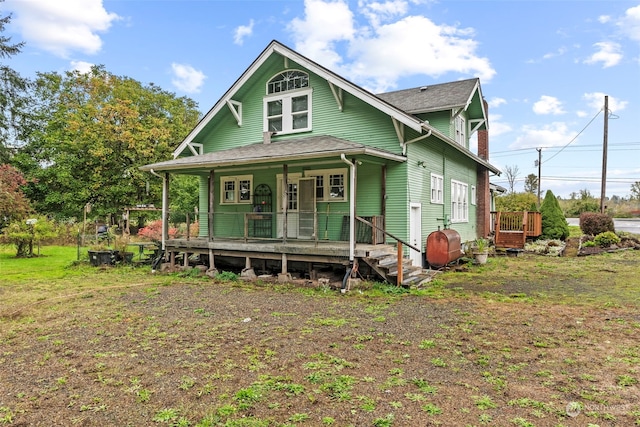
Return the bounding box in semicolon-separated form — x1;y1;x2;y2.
540;189;569;240
0;5;29;163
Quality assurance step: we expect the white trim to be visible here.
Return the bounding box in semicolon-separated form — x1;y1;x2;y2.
172;41;424;158
264;88;312;134
471;185;477;206
220;174;253;205
430;173;444;204
304;168;348;202
226;100;242;126
450;179;468;223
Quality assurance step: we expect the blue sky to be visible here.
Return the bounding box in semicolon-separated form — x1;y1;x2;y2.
3;0;639;198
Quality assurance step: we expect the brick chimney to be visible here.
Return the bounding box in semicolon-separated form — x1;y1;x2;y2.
476;98;490;237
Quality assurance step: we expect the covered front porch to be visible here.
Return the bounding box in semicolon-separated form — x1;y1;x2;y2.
156;212;423;285
142;135;426;283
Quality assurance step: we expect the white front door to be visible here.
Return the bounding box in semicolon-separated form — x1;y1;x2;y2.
409;203;422;267
277;174;315;239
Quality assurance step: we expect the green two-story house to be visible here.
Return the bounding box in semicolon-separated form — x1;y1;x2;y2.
141;40;500;281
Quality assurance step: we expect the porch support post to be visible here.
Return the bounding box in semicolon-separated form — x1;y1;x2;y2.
162;173;170;251
341;154;356;262
208;170;215;241
281;253;288;274
282;164;288;244
208;248;215;271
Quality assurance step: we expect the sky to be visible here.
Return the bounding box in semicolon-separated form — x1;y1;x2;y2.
3;0;639;199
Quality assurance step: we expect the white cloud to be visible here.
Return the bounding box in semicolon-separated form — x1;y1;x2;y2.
5;0;120;58
584;41;623;68
582;92;628;114
171;63;207;94
488;114;512;137
233;19;254;46
617;4;640;43
288;0;495;92
288;0;356;70
510;122;575;150
488;97;507;108
70;61;94;74
533;95;565;115
359;0;409;27
598;15;612;24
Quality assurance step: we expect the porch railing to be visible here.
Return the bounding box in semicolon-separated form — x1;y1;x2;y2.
159;210;389;245
490;211;542;249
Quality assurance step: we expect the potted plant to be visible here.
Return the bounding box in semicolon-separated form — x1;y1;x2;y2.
113;229;134;264
87;241;117;266
473;237;490;264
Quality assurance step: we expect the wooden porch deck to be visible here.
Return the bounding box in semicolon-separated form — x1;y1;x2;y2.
164;237;384;264
491;211;542;249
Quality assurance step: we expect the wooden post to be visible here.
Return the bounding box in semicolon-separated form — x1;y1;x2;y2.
208;170;215;241
185;212;190;241
282;164;288;244
397;241;403;286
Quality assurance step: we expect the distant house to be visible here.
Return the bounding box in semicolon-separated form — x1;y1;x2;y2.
141;40;501;281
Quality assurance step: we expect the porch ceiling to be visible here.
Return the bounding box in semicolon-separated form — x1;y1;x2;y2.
141;135;406;173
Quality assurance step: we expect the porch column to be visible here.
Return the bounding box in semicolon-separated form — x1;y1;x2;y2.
208;170;215;241
282;164;288;244
341;154;356;261
161;173;170;251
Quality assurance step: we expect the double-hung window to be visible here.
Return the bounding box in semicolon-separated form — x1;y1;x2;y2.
264;70;311;134
305;168;347;202
454;114;466;146
430;173;444;204
451;180;468;223
221;175;253;204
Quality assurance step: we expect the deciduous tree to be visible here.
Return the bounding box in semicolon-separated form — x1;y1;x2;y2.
0;163;31;229
19;66;200;220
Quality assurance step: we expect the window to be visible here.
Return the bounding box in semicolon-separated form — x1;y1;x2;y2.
221;175;252;204
430;173;443;204
305;168;347;202
451;180;468;222
454;114;466;145
264;70;312;134
471;185;477;206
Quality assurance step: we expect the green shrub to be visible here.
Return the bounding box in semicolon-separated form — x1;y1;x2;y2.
540;190;569;240
593;231;620;248
579;212;615;236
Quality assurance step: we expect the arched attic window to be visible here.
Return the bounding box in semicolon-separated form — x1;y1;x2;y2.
264;70;312;134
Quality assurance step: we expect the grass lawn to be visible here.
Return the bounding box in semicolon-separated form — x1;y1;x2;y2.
1;244;639;426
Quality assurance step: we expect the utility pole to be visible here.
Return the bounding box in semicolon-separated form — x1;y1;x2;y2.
535;148;542;208
600;95;609;213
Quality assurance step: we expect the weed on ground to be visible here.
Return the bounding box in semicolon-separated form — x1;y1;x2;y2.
1;245;640;426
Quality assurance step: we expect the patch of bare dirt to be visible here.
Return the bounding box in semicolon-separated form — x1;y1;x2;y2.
2;276;640;426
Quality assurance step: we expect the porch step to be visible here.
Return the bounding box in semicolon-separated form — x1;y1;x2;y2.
363;245;440;287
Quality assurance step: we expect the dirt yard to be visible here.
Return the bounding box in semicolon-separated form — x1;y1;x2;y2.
1;250;639;426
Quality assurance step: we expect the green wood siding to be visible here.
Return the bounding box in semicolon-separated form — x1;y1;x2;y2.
188;53;485;247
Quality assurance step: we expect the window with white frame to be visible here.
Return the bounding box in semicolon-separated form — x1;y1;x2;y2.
305;168;347;202
471;185;477;206
451;180;468;222
264;70;311;134
430;173;444;204
454;114;466;146
220;175;253;204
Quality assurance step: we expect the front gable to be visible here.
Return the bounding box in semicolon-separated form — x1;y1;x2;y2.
173;41;426;161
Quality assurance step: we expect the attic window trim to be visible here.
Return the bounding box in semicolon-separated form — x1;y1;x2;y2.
266;69;310;95
226;100;242;126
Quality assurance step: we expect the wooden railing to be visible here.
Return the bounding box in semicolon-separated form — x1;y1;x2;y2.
491;211;542;248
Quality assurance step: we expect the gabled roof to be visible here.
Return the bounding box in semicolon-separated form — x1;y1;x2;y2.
377;78;482;115
172;40;426;159
144;135;406;172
